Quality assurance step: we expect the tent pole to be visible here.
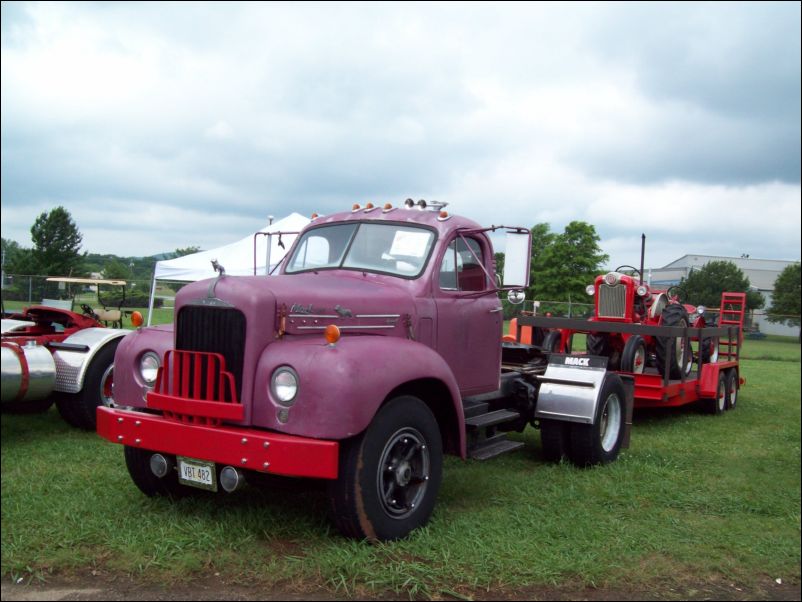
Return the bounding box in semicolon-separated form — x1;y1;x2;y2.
265;233;272;276
146;271;157;326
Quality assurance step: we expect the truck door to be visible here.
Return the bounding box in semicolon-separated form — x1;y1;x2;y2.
434;234;502;395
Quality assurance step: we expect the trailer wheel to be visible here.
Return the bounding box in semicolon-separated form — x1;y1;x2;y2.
700;372;727;415
55;339;119;430
701;336;719;364
568;374;626;467
540;419;570;462
726;370;738;410
655;304;692;379
328;395;442;541
542;331;562;353
124;446;184;498
621;335;647;373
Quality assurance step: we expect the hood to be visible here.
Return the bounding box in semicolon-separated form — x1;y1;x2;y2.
176;270;416;338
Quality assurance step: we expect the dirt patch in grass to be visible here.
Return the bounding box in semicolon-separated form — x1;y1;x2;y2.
2;572;799;601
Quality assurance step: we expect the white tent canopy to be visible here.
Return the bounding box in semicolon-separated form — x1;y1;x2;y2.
147;212;310;324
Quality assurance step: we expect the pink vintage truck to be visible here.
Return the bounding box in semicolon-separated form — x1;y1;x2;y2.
97;201;633;541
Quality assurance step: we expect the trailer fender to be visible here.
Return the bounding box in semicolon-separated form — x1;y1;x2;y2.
251;336;466;455
535;354;634;448
52;327;129;394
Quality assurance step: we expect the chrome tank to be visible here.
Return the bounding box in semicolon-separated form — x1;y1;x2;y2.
1;342;57;403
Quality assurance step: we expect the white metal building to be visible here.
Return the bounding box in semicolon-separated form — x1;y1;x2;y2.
647;255;799;337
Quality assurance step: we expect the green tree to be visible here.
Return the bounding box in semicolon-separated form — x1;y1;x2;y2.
678;260;764;311
528;223;555;300
766;263;801;333
535;221;609;305
174;246;201;258
2;238;37;275
30;207;85;276
102;259;133;280
494;252;505;280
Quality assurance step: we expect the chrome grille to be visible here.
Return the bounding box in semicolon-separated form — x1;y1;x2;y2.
176;306;246;400
598;284;627;318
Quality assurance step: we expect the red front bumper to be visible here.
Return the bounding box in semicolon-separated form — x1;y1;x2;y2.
97;407;339;480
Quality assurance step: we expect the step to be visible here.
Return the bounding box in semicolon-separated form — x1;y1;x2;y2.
465;409;521;429
468;438;525;461
462;399;490;419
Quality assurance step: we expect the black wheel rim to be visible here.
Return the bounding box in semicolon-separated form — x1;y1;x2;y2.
376;427;430;519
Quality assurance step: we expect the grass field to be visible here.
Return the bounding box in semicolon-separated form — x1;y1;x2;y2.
1;337;800;599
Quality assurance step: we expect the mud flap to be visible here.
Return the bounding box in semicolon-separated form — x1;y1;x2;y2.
534;354;634;448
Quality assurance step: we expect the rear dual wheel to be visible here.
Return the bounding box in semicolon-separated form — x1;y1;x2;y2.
540;374;627;467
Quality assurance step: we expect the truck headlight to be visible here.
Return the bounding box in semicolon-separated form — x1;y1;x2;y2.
271;366;299;406
585;284;595;296
140;352;161;386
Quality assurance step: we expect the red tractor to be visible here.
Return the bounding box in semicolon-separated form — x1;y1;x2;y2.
579;265;718;378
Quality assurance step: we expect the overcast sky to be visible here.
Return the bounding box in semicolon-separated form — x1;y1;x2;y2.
2;1;800;271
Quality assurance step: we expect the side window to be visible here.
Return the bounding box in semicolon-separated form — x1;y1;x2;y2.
439;237;487;292
288;235;331;270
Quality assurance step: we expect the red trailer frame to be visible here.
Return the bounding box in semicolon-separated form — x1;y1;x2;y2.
515;293;746;412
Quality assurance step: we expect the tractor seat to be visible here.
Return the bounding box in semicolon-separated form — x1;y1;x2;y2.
94;308;122;324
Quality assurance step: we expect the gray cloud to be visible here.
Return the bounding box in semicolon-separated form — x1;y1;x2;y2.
1;2;799;266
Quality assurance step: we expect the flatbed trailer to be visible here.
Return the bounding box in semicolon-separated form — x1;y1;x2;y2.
515;315;744;414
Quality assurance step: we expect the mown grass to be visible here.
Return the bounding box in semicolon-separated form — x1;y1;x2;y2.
1;340;800;598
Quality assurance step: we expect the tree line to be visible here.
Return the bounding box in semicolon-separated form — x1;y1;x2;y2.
2;206;799;331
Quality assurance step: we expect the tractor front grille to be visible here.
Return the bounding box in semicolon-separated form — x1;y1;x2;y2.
176;305;246;400
598;284;627;318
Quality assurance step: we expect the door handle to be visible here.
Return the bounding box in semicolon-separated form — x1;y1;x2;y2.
490;307;504;313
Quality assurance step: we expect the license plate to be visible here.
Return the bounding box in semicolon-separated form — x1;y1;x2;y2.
177;456;217;492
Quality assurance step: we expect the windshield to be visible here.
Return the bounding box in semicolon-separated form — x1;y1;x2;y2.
285;222;436;277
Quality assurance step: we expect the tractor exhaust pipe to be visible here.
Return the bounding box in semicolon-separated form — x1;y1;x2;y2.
639;234;645;286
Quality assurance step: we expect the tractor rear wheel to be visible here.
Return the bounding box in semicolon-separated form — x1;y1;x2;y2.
586;333;620;370
655;304;692;379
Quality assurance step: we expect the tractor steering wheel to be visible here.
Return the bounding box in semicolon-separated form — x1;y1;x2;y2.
614;265;642;280
666;286;687;303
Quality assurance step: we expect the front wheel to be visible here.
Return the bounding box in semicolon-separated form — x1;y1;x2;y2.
620;335;647;373
328;395;443;541
568;374;627;467
124;446;184;498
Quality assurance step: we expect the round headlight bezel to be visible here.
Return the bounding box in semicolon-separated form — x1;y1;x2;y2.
271;366;299;406
139;351;161;387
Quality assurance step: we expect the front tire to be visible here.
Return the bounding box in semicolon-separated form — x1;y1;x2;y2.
124;446;184;498
328;395;443;541
621;335;647;373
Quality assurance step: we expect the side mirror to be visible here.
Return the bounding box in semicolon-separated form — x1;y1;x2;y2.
502;230;531;289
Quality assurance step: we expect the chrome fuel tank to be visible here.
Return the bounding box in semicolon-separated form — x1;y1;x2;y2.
1;342;57;403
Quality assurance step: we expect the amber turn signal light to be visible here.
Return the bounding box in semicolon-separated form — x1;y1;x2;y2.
324;324;341;345
131;311;144;328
